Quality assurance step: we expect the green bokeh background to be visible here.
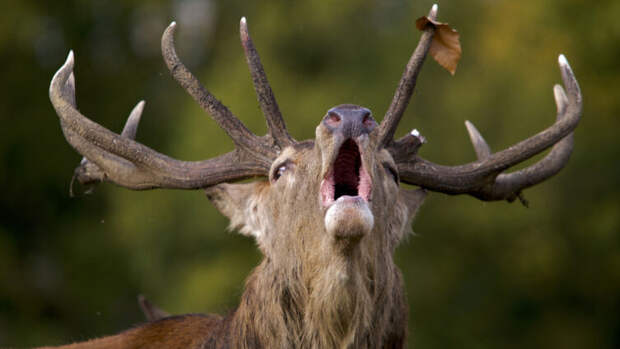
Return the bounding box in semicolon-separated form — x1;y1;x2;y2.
1;0;619;348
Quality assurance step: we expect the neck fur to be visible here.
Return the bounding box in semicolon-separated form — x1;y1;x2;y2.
230;238;407;349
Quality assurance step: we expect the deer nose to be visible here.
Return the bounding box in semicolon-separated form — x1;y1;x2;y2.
322;104;377;138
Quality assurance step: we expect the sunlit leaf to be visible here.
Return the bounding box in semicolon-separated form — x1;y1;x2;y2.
416;16;462;75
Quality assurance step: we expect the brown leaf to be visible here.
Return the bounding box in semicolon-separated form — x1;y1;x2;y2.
416;16;462;75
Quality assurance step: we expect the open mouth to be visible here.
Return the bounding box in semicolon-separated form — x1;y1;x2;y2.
321;139;372;207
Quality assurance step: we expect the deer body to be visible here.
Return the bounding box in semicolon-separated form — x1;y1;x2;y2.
45;4;582;349
43;256;405;349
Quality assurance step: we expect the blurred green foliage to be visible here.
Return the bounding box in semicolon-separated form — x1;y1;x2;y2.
1;0;619;348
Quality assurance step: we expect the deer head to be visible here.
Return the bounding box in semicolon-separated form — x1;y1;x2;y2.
48;4;582;348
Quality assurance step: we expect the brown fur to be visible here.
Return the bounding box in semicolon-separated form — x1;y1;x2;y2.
39;315;226;349
40;119;426;349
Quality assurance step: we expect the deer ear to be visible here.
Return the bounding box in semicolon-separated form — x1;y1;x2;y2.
400;188;427;224
205;182;269;239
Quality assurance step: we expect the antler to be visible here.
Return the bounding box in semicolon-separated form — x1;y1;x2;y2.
393;54;582;203
50;20;293;191
375;3;582;203
239;17;294;149
376;4;438;148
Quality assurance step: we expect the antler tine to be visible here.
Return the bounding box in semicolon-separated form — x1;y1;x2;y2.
60;66;104;195
50;52;146;164
464;120;491;160
397;54;582;201
71;101;146;194
376;4;438;148
62;68;77;107
50;51;268;191
478;83;575;203
161;22;277;162
120;100;145;139
240;17;294;149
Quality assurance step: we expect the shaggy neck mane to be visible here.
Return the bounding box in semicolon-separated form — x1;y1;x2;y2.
229;239;407;349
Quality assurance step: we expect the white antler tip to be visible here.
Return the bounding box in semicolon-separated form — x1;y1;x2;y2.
131;100;146;117
241;17;247;25
50;51;75;94
464;120;477;136
558;54;568;66
169;21;177;28
429;4;438;18
63;50;75;69
411;129;420;137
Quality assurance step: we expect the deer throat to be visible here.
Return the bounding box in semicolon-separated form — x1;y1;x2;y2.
321;139;374;241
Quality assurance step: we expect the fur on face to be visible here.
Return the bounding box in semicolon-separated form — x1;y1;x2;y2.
205;125;426;348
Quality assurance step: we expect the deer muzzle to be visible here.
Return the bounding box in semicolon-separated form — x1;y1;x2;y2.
316;104;377;241
320;135;374;240
321;104;376;139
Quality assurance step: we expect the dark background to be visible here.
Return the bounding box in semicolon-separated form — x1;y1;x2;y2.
1;0;619;348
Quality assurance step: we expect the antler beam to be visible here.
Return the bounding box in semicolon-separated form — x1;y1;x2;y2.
395;54;582;202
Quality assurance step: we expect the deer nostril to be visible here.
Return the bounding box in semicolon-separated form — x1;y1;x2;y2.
326;112;342;126
324;105;375;136
362;113;375;128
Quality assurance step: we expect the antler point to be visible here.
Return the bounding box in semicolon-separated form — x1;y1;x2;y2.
465;120;491;160
134;100;146;115
430;4;439;18
240;17;249;41
121;100;146;139
558;54;568;66
50;50;75;96
63;50;75;72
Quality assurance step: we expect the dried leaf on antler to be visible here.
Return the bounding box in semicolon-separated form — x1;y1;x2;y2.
416;16;462;75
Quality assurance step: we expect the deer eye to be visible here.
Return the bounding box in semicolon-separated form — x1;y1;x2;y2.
384;163;399;183
272;161;291;182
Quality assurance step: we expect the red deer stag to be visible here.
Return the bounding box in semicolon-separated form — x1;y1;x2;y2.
47;4;582;349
